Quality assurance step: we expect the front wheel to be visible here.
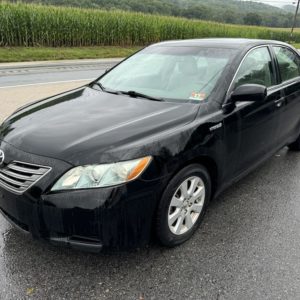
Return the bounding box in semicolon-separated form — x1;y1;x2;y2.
156;164;211;247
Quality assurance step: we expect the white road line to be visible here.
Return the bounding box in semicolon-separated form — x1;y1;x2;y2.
0;78;94;89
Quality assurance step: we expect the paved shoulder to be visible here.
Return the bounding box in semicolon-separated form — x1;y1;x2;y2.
0;58;123;76
0;58;122;88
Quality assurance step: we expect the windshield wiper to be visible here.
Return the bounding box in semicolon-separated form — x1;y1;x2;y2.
90;82;120;95
91;81;104;91
90;83;164;101
119;90;164;102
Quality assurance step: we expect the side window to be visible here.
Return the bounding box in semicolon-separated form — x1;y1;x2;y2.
273;46;300;82
234;47;275;89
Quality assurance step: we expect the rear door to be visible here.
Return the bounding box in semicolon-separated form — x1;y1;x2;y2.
271;45;300;144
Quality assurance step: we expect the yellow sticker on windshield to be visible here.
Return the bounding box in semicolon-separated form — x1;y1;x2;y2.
189;92;206;101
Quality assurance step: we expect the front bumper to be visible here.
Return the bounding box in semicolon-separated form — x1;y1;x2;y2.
0;141;163;252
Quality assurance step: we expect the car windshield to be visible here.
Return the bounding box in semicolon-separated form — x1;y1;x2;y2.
98;46;237;102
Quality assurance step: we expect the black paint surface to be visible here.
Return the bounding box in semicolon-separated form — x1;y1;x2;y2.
0;39;300;252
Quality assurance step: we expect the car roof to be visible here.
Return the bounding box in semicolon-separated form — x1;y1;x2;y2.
151;38;291;49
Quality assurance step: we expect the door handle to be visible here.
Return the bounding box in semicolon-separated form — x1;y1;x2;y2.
274;97;285;108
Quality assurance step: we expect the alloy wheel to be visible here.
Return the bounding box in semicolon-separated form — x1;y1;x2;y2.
167;176;205;235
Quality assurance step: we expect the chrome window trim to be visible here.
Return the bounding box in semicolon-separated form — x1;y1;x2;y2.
271;77;300;91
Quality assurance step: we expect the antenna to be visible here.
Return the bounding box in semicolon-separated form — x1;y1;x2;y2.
291;0;300;40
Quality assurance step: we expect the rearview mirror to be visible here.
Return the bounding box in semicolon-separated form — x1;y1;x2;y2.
231;84;267;103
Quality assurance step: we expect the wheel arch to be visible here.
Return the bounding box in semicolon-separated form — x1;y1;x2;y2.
195;156;218;197
170;155;219;199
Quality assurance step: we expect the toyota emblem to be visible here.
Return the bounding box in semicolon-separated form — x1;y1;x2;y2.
0;150;4;166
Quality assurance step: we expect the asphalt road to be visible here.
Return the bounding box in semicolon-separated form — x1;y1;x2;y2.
0;61;300;300
0;59;121;87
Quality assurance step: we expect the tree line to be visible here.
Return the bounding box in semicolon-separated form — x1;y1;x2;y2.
7;0;298;28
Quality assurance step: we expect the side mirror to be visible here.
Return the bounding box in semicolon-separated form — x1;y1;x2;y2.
231;84;267;103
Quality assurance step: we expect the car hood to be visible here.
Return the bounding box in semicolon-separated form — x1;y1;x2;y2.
0;86;199;165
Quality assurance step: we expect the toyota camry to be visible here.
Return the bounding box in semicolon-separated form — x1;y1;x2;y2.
0;38;300;252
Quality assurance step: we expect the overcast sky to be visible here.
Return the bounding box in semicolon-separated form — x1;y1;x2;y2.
250;0;296;8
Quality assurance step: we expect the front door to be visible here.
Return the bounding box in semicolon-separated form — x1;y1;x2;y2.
228;46;282;175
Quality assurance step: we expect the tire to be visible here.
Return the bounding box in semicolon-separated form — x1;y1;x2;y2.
288;134;300;151
156;164;211;247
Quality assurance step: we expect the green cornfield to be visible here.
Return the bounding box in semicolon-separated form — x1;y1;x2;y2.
0;2;299;47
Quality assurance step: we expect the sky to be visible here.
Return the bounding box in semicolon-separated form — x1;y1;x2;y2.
249;0;297;8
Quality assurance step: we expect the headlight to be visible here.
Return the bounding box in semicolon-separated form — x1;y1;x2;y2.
51;156;152;191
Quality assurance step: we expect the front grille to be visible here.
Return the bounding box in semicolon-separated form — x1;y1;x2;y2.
0;161;51;194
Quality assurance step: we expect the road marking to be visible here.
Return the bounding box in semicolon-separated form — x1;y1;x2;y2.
0;78;94;89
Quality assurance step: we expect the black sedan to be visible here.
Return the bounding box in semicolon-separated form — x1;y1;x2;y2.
0;38;300;252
